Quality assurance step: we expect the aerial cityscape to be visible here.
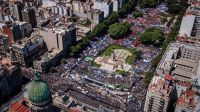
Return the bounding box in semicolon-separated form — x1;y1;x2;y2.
0;0;199;112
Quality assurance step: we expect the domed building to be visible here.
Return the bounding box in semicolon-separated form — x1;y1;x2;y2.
28;72;53;112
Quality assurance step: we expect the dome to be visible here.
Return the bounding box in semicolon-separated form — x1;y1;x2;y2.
28;72;52;104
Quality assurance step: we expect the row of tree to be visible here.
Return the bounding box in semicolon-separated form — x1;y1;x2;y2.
70;0;135;56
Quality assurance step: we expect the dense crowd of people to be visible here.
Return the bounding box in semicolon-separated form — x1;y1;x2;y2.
21;5;169;112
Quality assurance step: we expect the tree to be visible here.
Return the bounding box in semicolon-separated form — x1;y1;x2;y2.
118;0;134;17
144;72;154;86
151;52;163;68
165;0;188;14
140;0;158;8
108;22;131;39
104;12;119;25
133;11;143;18
92;23;107;36
140;27;164;47
168;4;183;14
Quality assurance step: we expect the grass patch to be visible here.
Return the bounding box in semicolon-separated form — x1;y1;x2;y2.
115;70;129;76
101;45;140;64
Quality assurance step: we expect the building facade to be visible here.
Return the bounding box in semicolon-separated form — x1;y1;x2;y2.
22;8;37;28
0;58;22;100
39;22;76;53
156;42;200;82
10;35;45;67
92;0;113;18
87;9;104;28
9;1;24;21
2;22;23;42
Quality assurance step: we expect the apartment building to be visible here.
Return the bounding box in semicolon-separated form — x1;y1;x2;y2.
76;25;91;40
34;21;76;72
0;57;22;100
39;22;76;53
22;8;37;28
2;22;22;42
72;0;88;18
87;9;104;28
2;21;32;42
33;49;63;72
18;21;33;38
51;5;72;17
9;1;24;21
144;75;175;112
10;34;45;67
111;0;128;11
92;0;113;18
156;42;200;82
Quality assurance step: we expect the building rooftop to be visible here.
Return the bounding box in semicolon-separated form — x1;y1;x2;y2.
6;101;29;112
157;42;200;74
179;14;196;37
174;58;198;74
176;89;200;110
11;34;44;49
43;17;74;30
88;9;103;14
148;76;172;100
76;25;91;34
40;49;61;63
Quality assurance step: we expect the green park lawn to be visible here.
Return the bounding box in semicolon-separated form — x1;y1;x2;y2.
100;45;141;64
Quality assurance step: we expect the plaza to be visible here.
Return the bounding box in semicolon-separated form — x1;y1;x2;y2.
95;47;134;72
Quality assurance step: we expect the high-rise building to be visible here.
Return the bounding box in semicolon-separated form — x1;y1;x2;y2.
9;1;24;21
87;9;104;28
2;21;32;41
0;57;22;100
51;5;71;17
10;34;45;67
92;0;113;18
28;72;53;112
39;22;76;53
33;49;63;72
18;21;33;38
144;75;175;112
22;8;37;28
2;22;23;42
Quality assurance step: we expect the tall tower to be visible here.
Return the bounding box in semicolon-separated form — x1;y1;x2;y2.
28;72;53;112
